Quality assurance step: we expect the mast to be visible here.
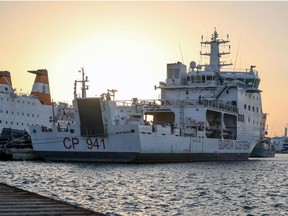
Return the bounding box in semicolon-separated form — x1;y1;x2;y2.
74;68;89;98
200;28;232;72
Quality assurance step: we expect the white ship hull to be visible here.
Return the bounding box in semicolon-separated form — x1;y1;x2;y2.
30;124;255;162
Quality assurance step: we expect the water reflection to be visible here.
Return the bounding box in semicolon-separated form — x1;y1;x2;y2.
1;155;288;215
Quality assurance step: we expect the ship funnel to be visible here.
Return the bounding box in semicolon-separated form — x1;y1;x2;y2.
0;71;12;85
28;69;51;105
0;71;14;93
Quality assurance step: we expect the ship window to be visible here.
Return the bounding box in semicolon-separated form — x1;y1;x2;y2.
248;106;251;111
226;90;229;94
7;98;8;101
187;76;190;81
33;102;34;105
186;91;189;95
22;123;23;126
6;111;8;114
196;75;201;83
237;78;244;83
6;121;7;124
244;104;247;109
32;114;34;117
246;79;254;86
22;113;24;116
207;76;213;81
11;122;13;125
191;76;195;83
0;120;1;123
28;102;30;104
256;107;259;112
27;113;29;117
238;114;244;122
202;76;205;83
252;107;255;112
0;110;2;113
18;100;19;103
17;122;18;125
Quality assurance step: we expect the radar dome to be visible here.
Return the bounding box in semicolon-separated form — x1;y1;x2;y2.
190;61;196;71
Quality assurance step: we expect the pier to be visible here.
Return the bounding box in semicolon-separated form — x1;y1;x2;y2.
0;183;104;216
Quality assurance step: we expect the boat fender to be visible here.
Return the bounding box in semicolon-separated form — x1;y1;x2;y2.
70;129;75;133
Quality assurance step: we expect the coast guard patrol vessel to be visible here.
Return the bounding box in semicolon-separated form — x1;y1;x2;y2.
30;30;264;162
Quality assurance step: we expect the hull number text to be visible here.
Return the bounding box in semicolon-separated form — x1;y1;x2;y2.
63;137;105;150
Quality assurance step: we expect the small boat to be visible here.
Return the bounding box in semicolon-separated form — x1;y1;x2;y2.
250;138;275;158
0;128;39;160
250;113;275;158
30;29;264;163
271;127;288;153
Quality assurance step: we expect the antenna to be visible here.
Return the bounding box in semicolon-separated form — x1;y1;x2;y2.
177;37;184;63
234;35;241;70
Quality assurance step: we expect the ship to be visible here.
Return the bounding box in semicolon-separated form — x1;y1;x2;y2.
271;126;288;153
29;29;264;162
0;69;73;160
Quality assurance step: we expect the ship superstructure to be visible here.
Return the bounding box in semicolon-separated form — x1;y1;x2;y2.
30;30;264;162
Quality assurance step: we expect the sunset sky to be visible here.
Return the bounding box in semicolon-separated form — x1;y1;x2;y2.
1;1;288;136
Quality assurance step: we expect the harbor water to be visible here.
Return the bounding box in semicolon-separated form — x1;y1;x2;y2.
1;155;288;216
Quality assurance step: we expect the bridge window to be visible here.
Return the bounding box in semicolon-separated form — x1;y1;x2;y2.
207;76;213;81
196;75;201;83
191;76;195;83
246;79;254;86
202;76;205;83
